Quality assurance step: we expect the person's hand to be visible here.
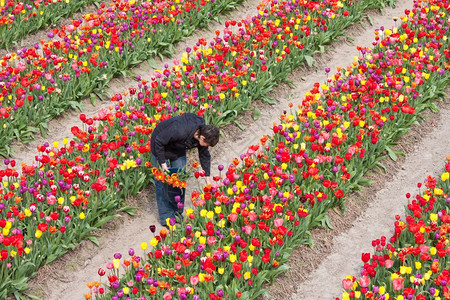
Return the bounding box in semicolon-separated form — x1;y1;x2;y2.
161;163;169;172
205;176;212;186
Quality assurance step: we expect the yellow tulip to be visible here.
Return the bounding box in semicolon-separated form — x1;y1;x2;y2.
150;238;159;247
113;259;120;269
141;242;148;251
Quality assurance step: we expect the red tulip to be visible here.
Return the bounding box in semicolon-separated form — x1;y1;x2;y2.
361;253;370;263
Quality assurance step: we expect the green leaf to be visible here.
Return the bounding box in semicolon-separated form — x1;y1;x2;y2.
233;120;245;131
46;254;59;264
358;177;373;187
321;214;334;230
27;126;39;133
277;264;291;272
13;128;21;140
147;58;159;69
346;36;355;42
157;42;171;47
304;55;316;67
90;93;97;106
318;45;325;54
332;207;343;216
93;91;105;102
429;102;439;113
261;95;277;104
375;161;387;173
68;101;83;110
253;107;261;120
93;214;121;228
88;235;99;246
220;110;238;118
385;145;397;161
117;206;138;216
284;79;296;88
24;293;41;300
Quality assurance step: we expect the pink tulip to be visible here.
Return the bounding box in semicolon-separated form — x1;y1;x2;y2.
190;275;199;286
17;61;26;72
66;24;75;33
228;213;238;222
385;259;394;269
274;218;283;228
98;108;108;120
342;278;353;290
46;195;56;205
359;275;370;288
98;176;106;185
392;277;404;291
244;225;253;235
419;244;429;253
207;236;217;245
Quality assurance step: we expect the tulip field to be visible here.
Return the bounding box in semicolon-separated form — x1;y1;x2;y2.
0;0;449;299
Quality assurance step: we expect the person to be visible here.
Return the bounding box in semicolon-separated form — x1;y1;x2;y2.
150;112;220;227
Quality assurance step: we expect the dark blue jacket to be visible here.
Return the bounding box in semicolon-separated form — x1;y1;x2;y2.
150;113;211;176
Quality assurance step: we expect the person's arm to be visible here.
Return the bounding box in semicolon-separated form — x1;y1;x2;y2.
198;146;211;184
153;125;182;171
153;133;169;170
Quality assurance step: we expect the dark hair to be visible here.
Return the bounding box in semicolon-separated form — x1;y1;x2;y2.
198;125;220;147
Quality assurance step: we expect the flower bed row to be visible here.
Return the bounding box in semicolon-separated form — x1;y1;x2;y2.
0;0;246;157
0;0;399;298
0;0;101;49
340;159;450;300
79;1;450;299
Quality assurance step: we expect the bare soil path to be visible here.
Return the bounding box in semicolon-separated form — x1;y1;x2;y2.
16;0;449;299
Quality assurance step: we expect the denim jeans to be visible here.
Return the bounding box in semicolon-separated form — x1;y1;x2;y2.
152;155;186;226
